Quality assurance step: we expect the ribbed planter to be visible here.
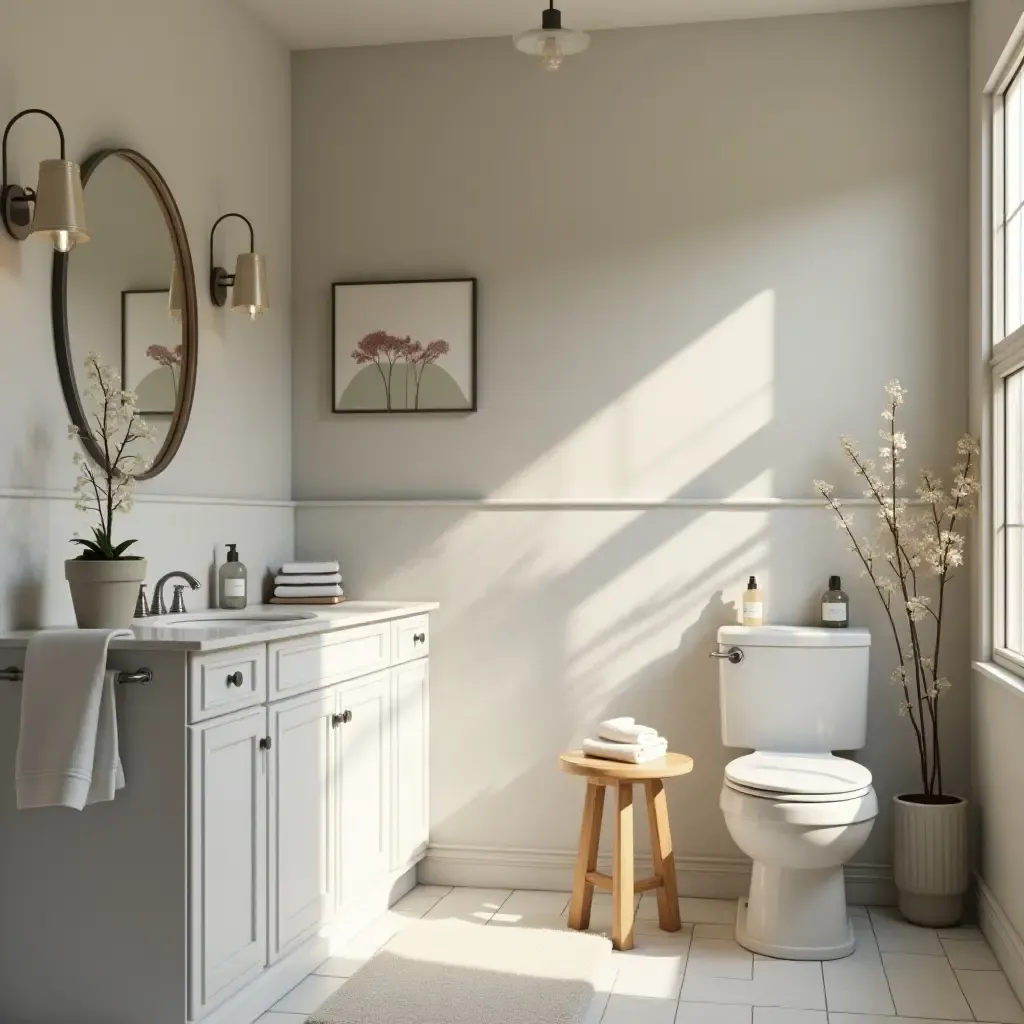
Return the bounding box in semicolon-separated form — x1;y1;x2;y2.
893;794;968;927
65;558;147;629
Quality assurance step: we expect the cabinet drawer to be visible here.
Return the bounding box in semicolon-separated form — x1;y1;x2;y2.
268;623;391;701
392;615;430;664
188;645;267;723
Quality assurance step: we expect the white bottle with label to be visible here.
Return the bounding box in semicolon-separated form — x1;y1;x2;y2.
218;543;248;610
821;575;849;628
742;576;763;627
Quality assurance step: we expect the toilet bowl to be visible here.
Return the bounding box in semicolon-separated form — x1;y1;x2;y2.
720;751;877;960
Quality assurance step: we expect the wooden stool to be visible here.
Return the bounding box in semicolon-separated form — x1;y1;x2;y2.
559;751;694;951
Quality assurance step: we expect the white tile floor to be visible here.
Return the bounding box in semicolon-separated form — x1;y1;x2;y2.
255;888;1024;1024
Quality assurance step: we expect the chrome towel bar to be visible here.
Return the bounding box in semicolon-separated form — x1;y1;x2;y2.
0;666;153;685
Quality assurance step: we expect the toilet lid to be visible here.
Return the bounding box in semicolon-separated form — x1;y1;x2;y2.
725;752;872;797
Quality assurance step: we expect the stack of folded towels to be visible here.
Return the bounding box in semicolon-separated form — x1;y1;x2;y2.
271;560;346;605
582;717;668;764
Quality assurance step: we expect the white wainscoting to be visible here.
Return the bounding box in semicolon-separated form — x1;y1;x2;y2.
0;492;294;631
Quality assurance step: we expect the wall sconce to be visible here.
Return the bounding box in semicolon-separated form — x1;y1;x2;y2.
1;108;88;252
209;212;268;321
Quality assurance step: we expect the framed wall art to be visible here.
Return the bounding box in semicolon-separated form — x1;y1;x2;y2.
332;278;477;414
121;288;182;417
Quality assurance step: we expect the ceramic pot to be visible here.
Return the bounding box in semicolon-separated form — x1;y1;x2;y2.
893;793;968;927
65;558;147;629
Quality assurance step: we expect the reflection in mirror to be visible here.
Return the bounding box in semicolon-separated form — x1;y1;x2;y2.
67;159;175;452
54;148;196;479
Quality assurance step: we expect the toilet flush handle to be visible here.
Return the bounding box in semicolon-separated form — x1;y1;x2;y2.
709;647;744;664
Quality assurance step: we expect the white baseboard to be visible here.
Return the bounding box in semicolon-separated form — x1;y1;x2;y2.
978;875;1024;1003
419;844;895;906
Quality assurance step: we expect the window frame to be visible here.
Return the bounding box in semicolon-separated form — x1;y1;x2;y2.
992;46;1024;677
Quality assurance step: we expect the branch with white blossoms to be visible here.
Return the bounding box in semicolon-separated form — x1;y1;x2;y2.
68;352;157;560
814;380;979;799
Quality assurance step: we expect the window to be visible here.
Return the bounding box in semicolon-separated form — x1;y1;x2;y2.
994;57;1024;672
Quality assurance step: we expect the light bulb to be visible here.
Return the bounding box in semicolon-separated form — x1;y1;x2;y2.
540;35;564;71
51;229;75;253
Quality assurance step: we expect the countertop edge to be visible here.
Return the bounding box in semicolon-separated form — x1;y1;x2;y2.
0;601;439;654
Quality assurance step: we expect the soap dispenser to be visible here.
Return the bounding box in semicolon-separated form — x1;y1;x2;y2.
821;575;849;628
218;544;248;610
742;576;763;627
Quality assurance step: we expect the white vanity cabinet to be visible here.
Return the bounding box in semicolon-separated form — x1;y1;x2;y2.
189;706;269;1016
0;602;434;1024
185;609;432;1024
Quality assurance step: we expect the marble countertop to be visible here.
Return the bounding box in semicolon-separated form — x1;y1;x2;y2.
0;601;439;654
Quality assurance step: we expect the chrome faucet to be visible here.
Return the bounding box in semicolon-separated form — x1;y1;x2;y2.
150;572;202;616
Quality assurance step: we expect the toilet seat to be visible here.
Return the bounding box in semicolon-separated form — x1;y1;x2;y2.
725;751;872;799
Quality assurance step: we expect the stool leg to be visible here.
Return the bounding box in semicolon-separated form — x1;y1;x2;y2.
645;778;681;932
612;781;635;951
568;780;605;931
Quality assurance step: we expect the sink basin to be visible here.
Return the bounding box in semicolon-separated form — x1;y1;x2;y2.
153;610;318;626
131;608;319;640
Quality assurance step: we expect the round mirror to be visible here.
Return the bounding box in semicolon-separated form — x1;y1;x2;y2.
53;148;197;479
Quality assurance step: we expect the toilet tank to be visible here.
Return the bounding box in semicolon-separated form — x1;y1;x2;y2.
716;625;871;753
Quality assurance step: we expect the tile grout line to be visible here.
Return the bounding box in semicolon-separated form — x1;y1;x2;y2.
483;887;516;925
869;908;900;1015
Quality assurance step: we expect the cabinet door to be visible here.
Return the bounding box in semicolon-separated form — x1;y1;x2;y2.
268;688;337;963
188;706;268;1019
336;672;391;905
391;659;429;868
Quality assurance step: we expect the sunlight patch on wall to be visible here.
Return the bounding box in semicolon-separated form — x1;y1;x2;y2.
494;290;775;502
566;510;769;687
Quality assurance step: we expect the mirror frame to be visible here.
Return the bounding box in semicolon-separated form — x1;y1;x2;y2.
51;147;198;480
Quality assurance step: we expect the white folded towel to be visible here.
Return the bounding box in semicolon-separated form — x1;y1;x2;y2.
598;717;660;745
274;572;343;586
273;584;344;598
582;736;668;765
281;560;340;575
16;629;130;810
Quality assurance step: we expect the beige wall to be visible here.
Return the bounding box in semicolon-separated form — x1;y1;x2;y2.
970;0;1024;995
292;6;970;877
0;0;294;626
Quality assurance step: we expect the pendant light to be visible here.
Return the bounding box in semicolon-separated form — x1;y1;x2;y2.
514;2;590;72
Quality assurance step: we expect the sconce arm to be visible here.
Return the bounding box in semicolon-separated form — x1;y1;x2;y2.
209;211;255;270
2;108;66;188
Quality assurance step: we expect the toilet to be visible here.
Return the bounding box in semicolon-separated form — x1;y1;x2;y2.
715;624;877;961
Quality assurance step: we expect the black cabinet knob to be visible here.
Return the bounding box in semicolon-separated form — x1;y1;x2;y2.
332;713;344;727
259;736;272;751
227;671;244;687
342;709;353;724
413;632;426;644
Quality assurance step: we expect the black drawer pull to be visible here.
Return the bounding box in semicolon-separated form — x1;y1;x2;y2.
259;736;272;751
227;671;244;688
332;713;344;727
342;709;353;724
413;632;426;644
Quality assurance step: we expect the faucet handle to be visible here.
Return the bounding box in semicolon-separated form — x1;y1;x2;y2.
134;584;151;619
169;584;188;615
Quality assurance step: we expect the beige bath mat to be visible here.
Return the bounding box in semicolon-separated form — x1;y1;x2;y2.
307;918;610;1024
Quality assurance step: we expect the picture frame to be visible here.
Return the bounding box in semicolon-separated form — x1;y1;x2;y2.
331;278;477;414
121;288;181;417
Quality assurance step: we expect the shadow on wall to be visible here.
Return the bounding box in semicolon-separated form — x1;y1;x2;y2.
4;422;55;629
298;279;969;870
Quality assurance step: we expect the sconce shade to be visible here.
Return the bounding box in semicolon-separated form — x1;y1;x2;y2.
232;252;268;321
31;158;88;251
168;260;185;323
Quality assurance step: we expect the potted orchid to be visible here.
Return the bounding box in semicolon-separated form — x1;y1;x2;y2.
814;381;979;927
65;353;156;628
